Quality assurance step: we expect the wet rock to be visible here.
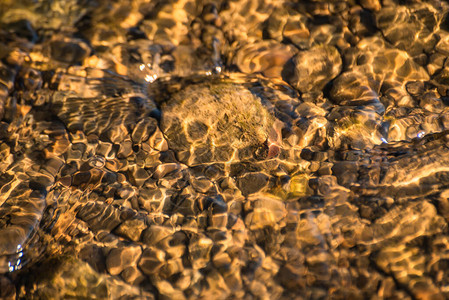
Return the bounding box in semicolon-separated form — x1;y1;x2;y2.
419;91;445;113
4;0;449;298
49;38;91;64
328;106;386;149
157;231;187;259
233;41;297;79
131;117;158;145
77;202;121;232
318;162;332;176
0;189;46;269
252;196;286;223
190;176;214;194
128;166;150;187
277;263;306;290
138;187;171;213
188;234;213;270
138;247;166;276
169;188;200;216
436;31;449;56
284;45;342;93
120;266;145;285
330;72;380;107
24;258;110;298
428;52;446;76
237;172;269;196
309;23;348;50
348;37;430;85
266;7;310;49
212;251;231;270
434;68;449;97
288;174;312;197
283;16;310;49
114;218;146;242
53;72;157;137
332;161;359;186
375;4;438;56
219;0;274;43
161;83;275;165
155;279;186;300
141;225;174;246
359;201;445;247
202;196;228;229
17;67;42;94
359;0;381;11
406;81;425;96
106;245;142;276
160;257;183;278
202;268;231;298
78;245;106;273
117;139;133;158
436;189;449;220
375;245;443;300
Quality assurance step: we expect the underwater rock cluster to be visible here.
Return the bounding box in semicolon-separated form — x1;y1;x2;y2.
1;0;449;299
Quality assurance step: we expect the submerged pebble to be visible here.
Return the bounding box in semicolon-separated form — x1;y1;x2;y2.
284;45;342;93
161;83;275;165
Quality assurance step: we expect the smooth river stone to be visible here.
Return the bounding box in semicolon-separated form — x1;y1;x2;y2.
106;245;142;276
161;83;275;166
284;45;342;93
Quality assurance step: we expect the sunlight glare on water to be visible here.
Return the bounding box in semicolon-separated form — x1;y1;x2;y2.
0;0;449;299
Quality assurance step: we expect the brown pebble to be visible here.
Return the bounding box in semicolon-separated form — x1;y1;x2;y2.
106;245;142;276
138;247;166;275
121;266;145;285
114;218;146;241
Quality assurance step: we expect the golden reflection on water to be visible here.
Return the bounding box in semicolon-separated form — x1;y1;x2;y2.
1;0;449;299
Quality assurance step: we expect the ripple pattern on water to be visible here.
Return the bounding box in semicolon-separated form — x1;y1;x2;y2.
2;0;449;298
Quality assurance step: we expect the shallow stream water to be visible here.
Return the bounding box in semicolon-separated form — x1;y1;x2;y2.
1;0;449;299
